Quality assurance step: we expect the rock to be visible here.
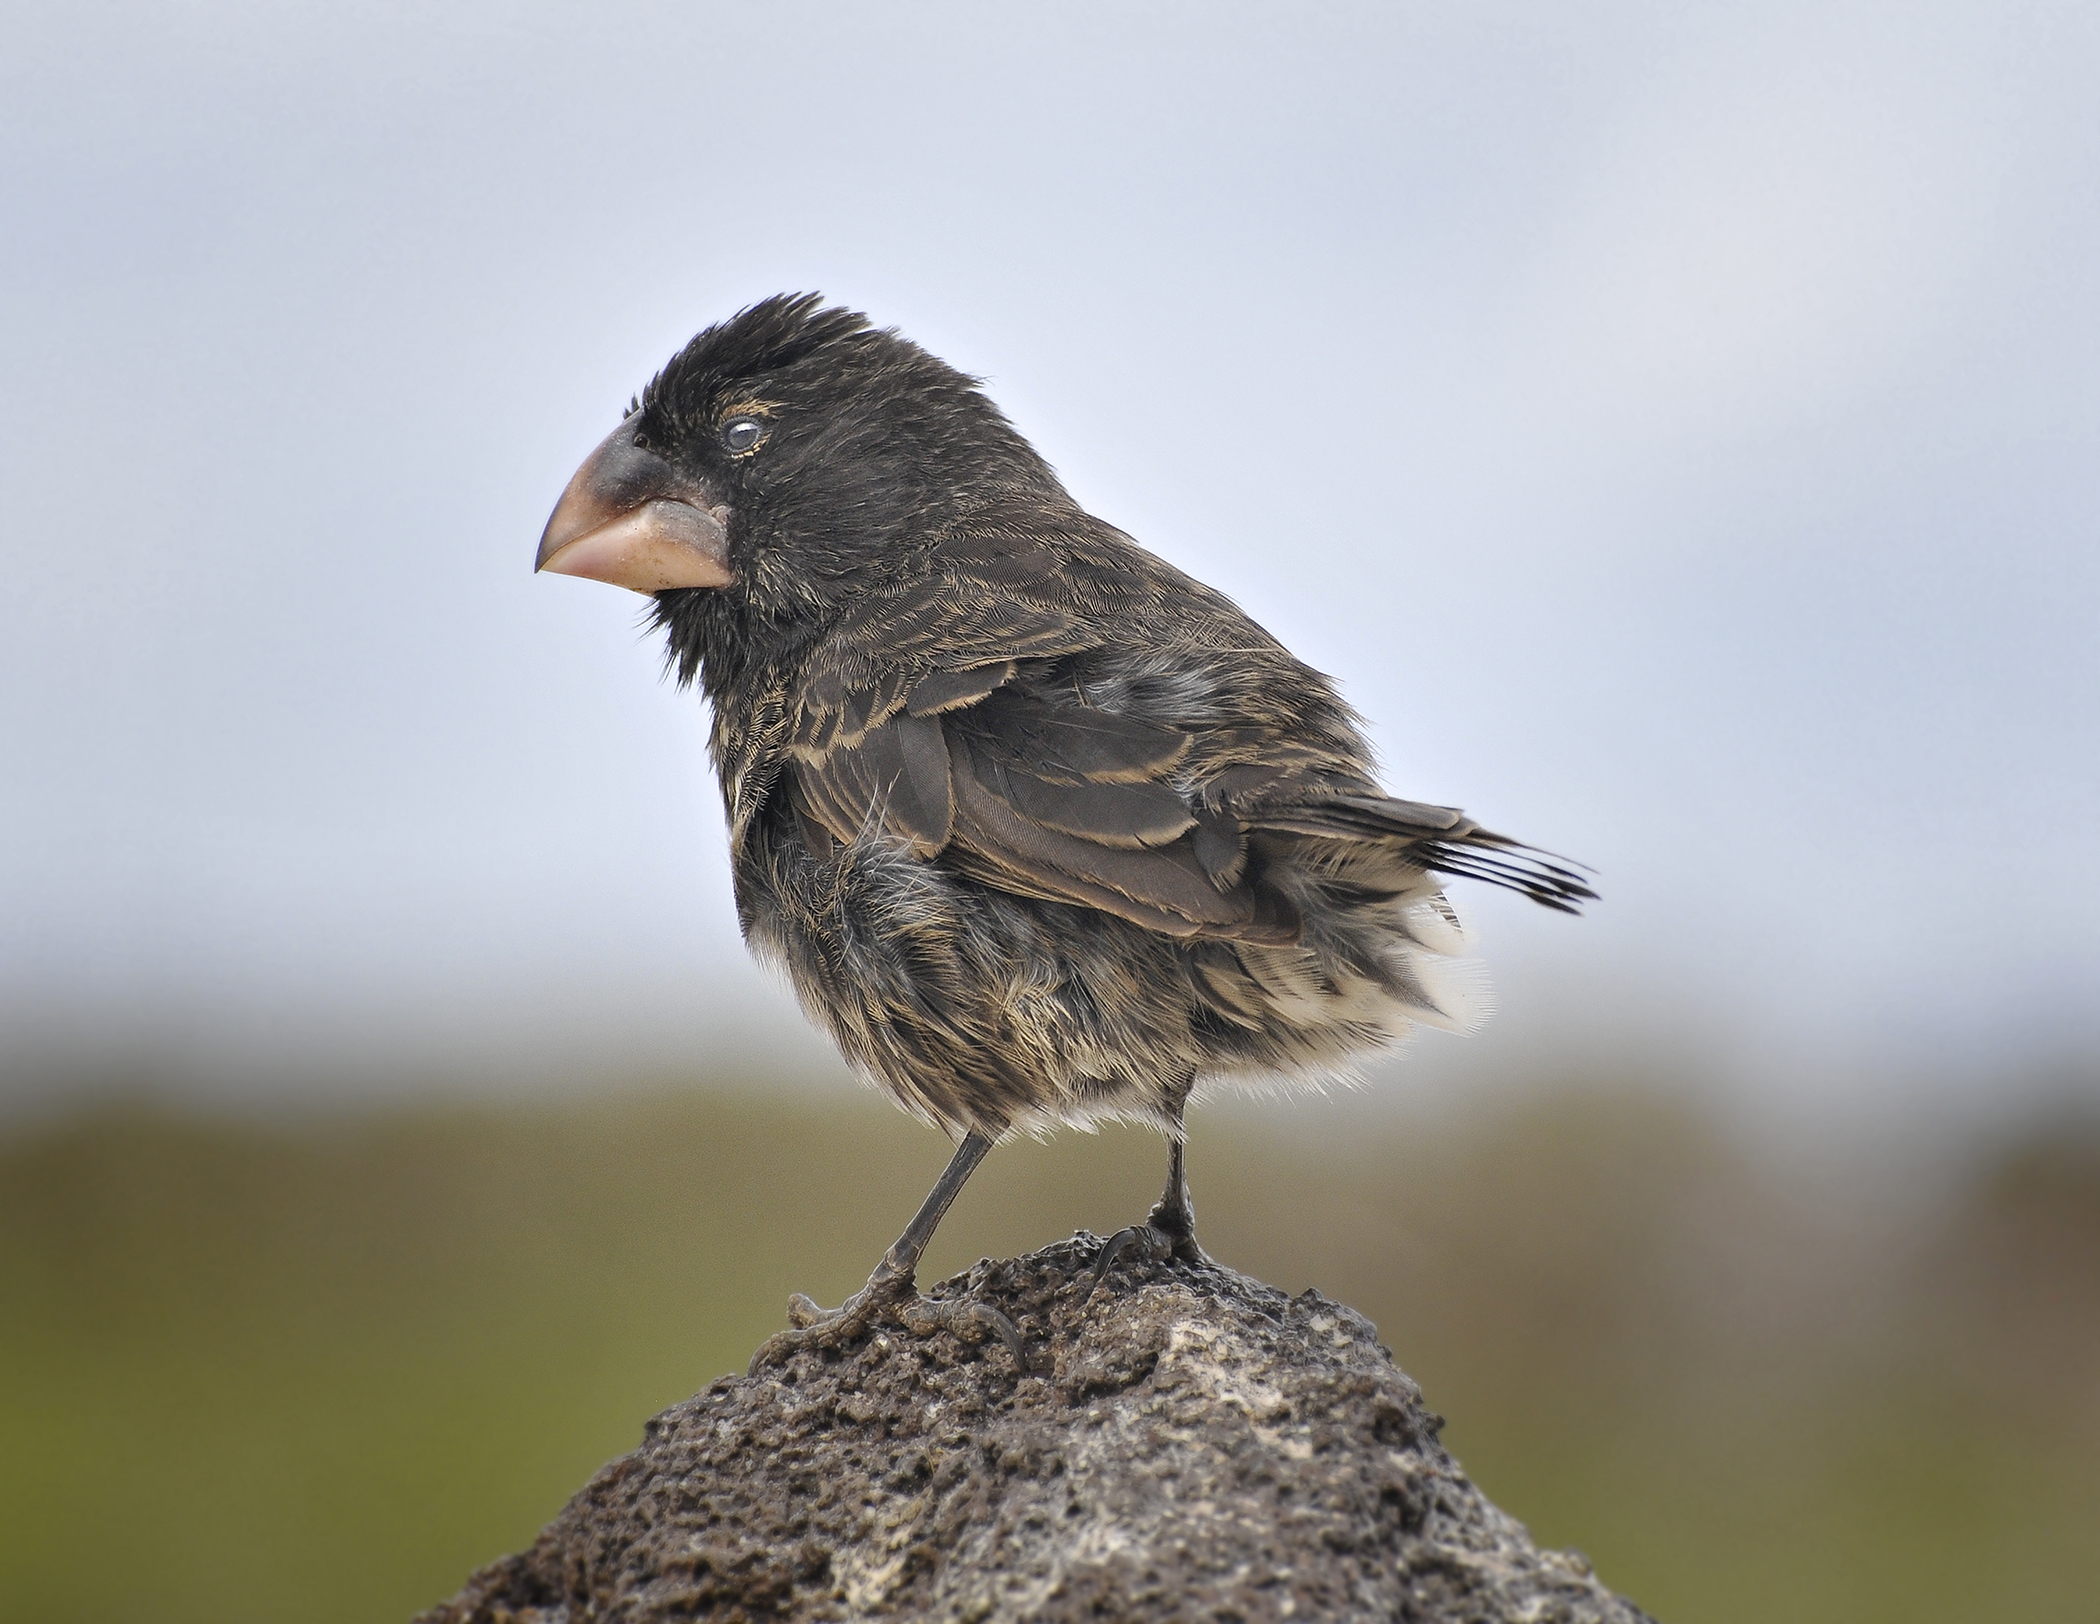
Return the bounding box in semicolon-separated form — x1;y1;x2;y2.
417;1235;1654;1623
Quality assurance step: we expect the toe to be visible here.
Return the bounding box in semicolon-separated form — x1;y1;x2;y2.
749;1287;876;1372
752;1276;1025;1373
899;1294;1029;1369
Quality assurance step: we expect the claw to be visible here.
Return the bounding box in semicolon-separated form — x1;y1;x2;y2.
1086;1222;1176;1300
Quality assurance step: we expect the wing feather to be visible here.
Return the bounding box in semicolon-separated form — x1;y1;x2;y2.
994;762;1195;849
958;688;1190;785
947;743;1298;943
797;711;953;858
906;661;1017;715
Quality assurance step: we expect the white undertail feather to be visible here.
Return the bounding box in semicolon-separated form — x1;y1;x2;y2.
1392;892;1492;1034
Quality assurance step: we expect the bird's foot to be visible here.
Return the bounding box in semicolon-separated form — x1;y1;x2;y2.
749;1263;1027;1374
1086;1216;1207;1300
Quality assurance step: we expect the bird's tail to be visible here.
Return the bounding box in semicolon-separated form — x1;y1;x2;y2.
1247;792;1596;914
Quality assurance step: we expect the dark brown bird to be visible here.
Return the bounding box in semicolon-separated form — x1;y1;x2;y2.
536;295;1591;1362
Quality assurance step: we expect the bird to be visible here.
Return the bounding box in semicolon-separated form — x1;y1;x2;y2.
535;294;1592;1365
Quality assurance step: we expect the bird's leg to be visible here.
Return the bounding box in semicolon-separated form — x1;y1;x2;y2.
1089;1082;1209;1297
750;1130;1026;1371
1150;1130;1204;1258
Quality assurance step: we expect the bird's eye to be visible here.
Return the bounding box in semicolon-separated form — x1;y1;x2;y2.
720;417;764;454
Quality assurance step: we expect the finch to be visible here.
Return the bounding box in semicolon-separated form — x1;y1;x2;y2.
537;295;1591;1361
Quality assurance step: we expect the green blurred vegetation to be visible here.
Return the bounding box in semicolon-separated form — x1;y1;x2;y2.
2;1074;2095;1623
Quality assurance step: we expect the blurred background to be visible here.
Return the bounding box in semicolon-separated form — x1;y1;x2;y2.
2;2;2096;1620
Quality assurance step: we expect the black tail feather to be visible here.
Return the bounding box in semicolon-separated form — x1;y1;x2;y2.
1411;835;1597;915
1244;792;1596;915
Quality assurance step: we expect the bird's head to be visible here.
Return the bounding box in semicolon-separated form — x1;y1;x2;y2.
536;294;1061;689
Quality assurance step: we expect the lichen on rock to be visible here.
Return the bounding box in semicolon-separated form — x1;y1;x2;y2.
419;1236;1654;1623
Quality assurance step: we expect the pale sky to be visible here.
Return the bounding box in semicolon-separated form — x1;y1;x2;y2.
3;1;2096;1124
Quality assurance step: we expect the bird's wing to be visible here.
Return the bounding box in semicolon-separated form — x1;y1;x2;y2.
785;525;1592;935
784;542;1304;945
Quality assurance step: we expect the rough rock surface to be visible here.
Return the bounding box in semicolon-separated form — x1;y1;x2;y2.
419;1236;1654;1623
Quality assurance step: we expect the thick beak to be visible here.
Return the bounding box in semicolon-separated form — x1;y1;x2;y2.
535;419;734;593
